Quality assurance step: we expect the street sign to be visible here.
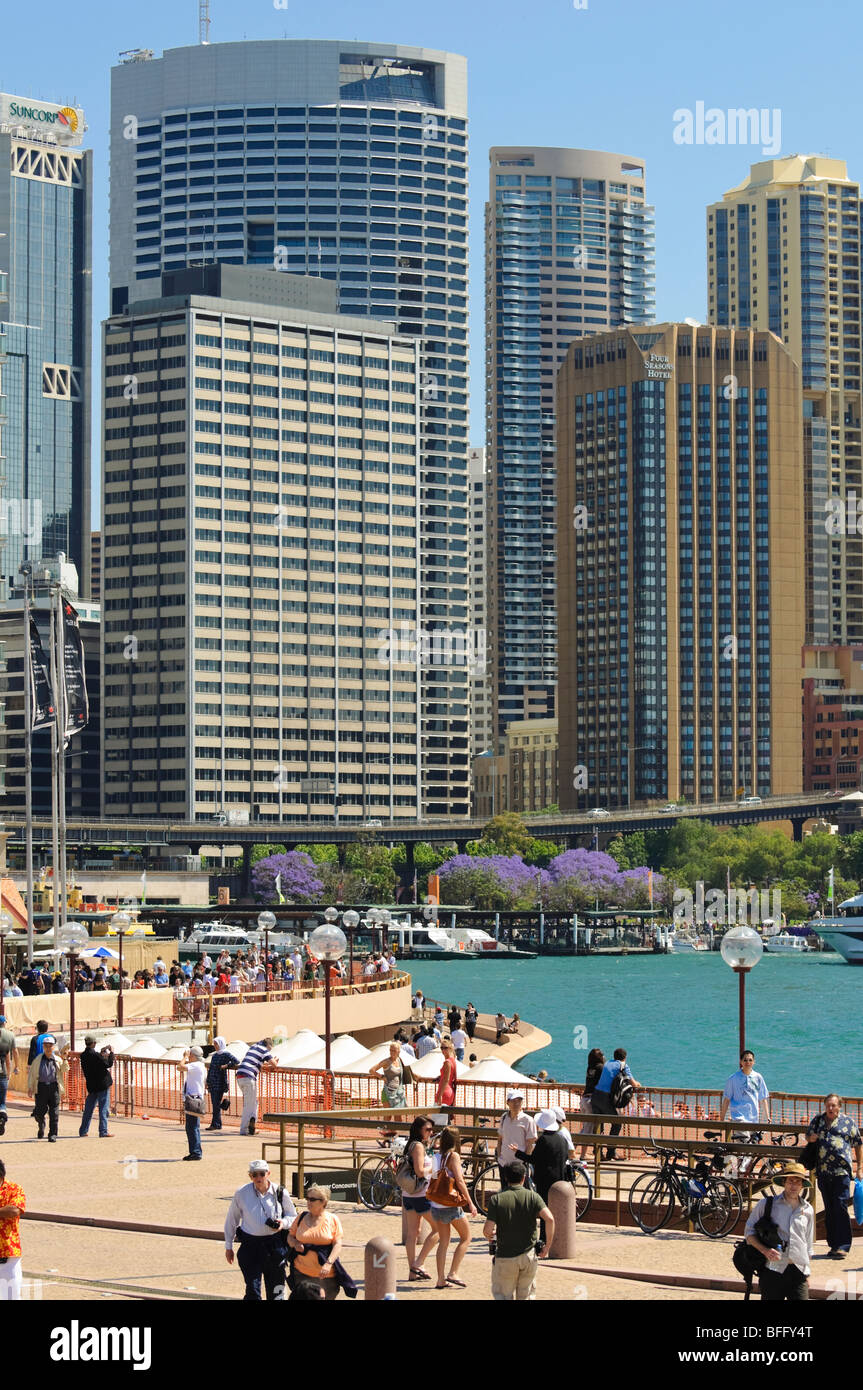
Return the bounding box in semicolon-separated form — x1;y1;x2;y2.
290;1169;359;1201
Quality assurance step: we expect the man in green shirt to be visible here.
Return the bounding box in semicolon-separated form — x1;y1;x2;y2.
483;1159;555;1300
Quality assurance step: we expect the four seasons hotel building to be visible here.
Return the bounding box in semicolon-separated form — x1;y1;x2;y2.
101;265;422;823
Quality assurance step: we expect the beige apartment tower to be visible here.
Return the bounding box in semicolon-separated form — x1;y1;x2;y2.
102;267;422;823
557;323;804;810
707;155;863;644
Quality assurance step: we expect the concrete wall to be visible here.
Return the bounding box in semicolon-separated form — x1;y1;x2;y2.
217;981;411;1042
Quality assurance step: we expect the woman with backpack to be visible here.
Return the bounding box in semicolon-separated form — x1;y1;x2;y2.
576;1047;605;1160
591;1047;641;1161
396;1115;438;1282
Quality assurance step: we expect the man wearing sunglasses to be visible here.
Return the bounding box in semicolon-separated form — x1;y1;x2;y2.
225;1159;297;1301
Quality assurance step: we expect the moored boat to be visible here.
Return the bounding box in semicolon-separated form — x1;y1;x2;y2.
807;895;863;963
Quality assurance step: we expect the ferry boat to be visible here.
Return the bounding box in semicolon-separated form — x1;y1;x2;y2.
763;930;811;955
807;896;863;963
389;919;537;961
669;929;710;953
180;922;253;958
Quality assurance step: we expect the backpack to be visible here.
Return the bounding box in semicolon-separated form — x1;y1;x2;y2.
395;1140;423;1195
732;1195;776;1301
610;1066;635;1111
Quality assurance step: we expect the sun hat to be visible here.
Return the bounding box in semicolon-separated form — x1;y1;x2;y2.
552;1105;567;1124
775;1162;810;1186
506;1089;524;1101
535;1109;560;1133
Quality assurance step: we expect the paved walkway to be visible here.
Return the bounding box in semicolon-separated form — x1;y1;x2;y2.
4;1099;857;1302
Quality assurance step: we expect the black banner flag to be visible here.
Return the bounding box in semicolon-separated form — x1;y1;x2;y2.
61;600;89;739
29;615;55;734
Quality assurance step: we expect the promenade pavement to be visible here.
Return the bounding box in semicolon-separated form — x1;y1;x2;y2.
4;1100;855;1303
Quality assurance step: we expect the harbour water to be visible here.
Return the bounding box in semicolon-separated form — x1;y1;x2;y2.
412;950;861;1096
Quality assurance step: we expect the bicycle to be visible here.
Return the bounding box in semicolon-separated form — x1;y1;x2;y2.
469;1155;594;1223
628;1144;742;1238
356;1136;405;1211
703;1129;793;1197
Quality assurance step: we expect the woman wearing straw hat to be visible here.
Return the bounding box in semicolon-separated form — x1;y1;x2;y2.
743;1162;814;1301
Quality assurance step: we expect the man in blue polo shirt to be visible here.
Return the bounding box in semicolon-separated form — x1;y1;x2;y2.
719;1049;771;1138
592;1048;642;1161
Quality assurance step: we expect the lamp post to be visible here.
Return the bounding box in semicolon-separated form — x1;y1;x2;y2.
110;910;131;1027
0;910;12;1013
59;920;89;1051
257;910;276;990
342;909;359;983
309;921;347;1071
719;924;763;1055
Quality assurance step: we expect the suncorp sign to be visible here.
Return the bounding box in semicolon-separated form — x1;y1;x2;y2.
0;94;84;146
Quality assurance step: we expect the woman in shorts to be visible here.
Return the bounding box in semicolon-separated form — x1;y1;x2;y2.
401;1115;438;1282
427;1126;476;1291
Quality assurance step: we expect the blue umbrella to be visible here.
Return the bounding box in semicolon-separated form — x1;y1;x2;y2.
80;945;120;960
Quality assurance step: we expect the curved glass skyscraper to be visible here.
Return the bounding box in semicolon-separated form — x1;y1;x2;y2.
486;148;655;742
110;40;470;815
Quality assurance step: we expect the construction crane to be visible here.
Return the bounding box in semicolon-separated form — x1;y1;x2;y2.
199;0;210;45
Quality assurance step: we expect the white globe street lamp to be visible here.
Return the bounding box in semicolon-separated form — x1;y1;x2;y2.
309;923;347;1071
59;920;90;1051
720;924;763;1054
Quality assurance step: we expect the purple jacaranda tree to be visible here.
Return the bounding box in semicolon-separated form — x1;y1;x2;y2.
252;851;324;904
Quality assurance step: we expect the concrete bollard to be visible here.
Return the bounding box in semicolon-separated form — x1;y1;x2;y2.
548;1180;577;1259
364;1236;397;1300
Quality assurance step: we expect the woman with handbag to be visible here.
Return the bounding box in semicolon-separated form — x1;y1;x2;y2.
178;1046;207;1160
398;1115;438;1282
369;1041;413;1110
434;1040;458;1113
427;1126;477;1290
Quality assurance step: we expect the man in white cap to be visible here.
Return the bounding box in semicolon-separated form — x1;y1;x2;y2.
507;1110;570;1245
225;1159;297;1300
497;1091;537;1186
26;1035;69;1142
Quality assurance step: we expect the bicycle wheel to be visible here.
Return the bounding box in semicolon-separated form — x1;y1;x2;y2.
747;1156;784;1196
471;1159;499;1217
634;1175;675;1233
569;1163;593;1222
696;1177;742;1238
357;1157;398;1211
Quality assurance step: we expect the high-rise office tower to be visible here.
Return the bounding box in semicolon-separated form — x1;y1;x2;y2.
109;40;470;815
486;148;655;743
468;445;492;758
707;155;863;645
101;266;421;823
557;323;804;810
0;94;92;593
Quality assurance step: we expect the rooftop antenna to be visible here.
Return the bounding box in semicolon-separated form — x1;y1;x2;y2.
199;0;210;45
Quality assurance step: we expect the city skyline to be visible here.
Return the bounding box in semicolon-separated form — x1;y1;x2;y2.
2;0;848;494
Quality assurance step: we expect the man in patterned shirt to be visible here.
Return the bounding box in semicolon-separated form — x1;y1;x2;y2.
0;1158;26;1300
806;1092;863;1258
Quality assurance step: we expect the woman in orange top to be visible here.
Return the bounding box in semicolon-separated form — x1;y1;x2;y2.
287;1185;344;1300
434;1040;458;1111
0;1158;26;1301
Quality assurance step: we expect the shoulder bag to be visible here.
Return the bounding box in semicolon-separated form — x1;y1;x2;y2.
427;1150;463;1208
183;1081;206;1116
395;1140;424;1195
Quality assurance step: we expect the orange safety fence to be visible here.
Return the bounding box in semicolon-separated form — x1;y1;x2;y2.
50;1054;863;1150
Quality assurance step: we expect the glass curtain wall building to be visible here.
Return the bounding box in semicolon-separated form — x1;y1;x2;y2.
557;324;804;809
0;98;92;593
486;148;655;742
708;156;863;646
110;41;470;815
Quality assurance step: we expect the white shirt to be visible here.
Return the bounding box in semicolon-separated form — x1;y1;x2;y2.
451;1029;467;1050
202;954;212;970
291;952;302;974
183;1060;207;1098
498;1110;538;1159
558;1125;575;1153
224;1179;297;1248
379;958;390;974
744;1194;814;1276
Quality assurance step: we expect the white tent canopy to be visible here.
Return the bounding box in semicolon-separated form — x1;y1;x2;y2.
270;1030;324;1064
121;1038;167;1060
159;1045;189;1062
461;1056;533;1085
287;1035;370;1071
407;1048;472;1080
340;1042;417;1074
93;1031;132;1052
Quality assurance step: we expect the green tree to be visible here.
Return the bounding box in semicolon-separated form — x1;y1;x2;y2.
295;843;339;865
479;812;534;856
250;843;287;865
346;843;397;903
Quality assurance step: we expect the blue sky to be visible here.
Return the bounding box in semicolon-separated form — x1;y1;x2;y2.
3;0;863;517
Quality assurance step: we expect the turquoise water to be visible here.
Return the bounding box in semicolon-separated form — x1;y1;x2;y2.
411;952;861;1096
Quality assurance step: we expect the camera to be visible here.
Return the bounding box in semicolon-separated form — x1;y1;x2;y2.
488;1240;497;1257
265;1217;281;1230
534;1239;545;1255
